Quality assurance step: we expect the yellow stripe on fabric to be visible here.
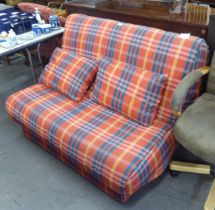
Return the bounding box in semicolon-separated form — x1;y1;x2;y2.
108;128;149;193
82;117;123;169
118;25;133;61
97;21;113;55
6;89;28;116
22;92;57;127
162;38;185;108
102;62;121;105
58;106;97;160
62;15;76;49
125;137;159;195
127;70;147;117
60;59;83;92
45;51;65;84
62;28;70;49
79;18;93;53
143;30;159;70
39;101;73;147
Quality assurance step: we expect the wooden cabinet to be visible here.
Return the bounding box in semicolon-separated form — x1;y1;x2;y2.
64;0;215;60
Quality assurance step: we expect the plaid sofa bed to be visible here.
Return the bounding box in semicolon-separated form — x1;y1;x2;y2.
5;14;208;202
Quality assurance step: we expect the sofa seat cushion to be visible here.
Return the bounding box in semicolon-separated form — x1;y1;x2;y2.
91;57;167;126
6;84;175;202
39;48;98;101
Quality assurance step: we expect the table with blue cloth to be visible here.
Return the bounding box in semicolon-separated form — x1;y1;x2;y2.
0;5;37;35
0;3;14;14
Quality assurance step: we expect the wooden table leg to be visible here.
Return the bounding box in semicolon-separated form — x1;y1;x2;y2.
24;48;37;83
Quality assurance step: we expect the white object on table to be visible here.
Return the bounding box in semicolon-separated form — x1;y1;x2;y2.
0;28;64;83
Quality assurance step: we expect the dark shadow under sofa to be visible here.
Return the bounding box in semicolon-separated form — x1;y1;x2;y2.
5;14;208;202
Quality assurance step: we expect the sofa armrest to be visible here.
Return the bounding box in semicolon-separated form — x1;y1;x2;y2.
171;66;210;117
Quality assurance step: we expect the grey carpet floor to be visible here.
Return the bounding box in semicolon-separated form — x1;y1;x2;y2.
0;57;213;210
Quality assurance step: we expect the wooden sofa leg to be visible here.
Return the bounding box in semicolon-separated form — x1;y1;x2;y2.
204;178;215;210
169;161;211;175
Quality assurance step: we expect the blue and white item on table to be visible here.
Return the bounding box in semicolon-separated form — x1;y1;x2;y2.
39;24;52;34
49;11;61;30
0;24;4;33
8;29;16;47
2;21;12;32
12;21;24;35
0;13;7;20
32;24;41;37
9;15;17;22
28;16;37;25
10;11;20;17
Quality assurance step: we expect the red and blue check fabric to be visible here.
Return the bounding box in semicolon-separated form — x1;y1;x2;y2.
5;14;208;202
39;47;98;101
91;57;167;127
62;14;208;122
6;84;175;202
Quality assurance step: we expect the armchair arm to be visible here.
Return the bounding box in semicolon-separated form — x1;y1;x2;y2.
171;66;210;117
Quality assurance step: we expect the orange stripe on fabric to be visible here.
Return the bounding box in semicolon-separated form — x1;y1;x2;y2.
143;30;159;70
97;21;113;55
58;106;97;160
79;18;93;53
118;25;133;61
108;127;149;192
39;101;73;147
127;70;147;117
45;51;66;84
62;15;77;49
21;91;59;127
162;38;185;108
82;116;123;170
60;59;83;91
102;62;121;105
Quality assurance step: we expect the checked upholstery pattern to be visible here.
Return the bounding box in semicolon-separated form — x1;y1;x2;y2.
91;57;167;127
6;84;175;202
62;14;208;122
39;48;98;101
6;14;208;202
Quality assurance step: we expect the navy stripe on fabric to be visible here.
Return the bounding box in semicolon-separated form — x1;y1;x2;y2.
67;100;115;164
52;51;75;88
182;38;200;79
119;119;173;193
126;27;148;65
14;89;50;122
92;121;137;183
140;75;164;124
71;15;86;51
47;100;88;154
67;60;96;99
105;23;125;59
138;74;157;124
112;64;136;111
151;32;176;74
93;59;110;99
84;19;104;56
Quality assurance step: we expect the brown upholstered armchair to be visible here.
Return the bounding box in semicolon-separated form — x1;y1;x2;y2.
169;53;215;210
18;2;66;63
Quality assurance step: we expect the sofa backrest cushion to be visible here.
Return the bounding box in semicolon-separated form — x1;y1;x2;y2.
91;57;167;126
39;47;98;101
62;14;208;122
